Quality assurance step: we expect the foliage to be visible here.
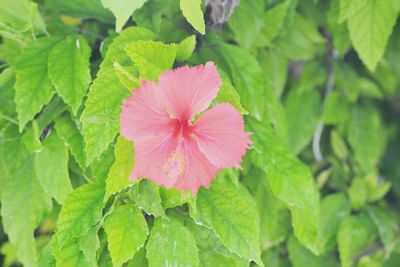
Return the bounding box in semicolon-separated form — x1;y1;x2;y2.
1;0;400;266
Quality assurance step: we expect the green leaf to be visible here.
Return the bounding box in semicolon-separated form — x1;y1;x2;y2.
228;0;264;49
55;112;86;168
347;106;385;174
52;238;91;267
37;243;56;267
146;217;199;267
322;91;350;125
0;68;16;116
176;35;196;61
78;225;100;267
218;43;265;119
160;187;193;209
327;0;351;56
337;213;377;267
0;129;52;267
347;0;400;71
14;36;61;131
248;119;320;253
190;178;263;266
180;0;205;34
113;62;140;89
285;88;321;155
131;180;166;217
348;177;368;210
35;130;73;204
124;40;177;80
257;0;290;47
101;0;147;32
288;235;339;267
105;135;135;201
318;193;351;253
55;182;105;247
81;68;129;165
48;35;91;114
103;204;148;267
132;0;170;33
99;26;156;75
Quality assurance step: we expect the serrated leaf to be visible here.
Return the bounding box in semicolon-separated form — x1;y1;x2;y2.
0;68;16;117
0;129;52;267
176;35;196;61
228;0;264;49
55;112;86;168
248;118;320;253
81;68;129;165
48;35;91;114
124;40;177;80
146;217;199;267
318;193;351;253
36;243;56;267
105;135;135;201
103;204;148;267
131;180;166;217
160;187;193;209
35;130;72;204
55;182;105;247
99;26;156;75
337;214;377;267
52;238;91;267
180;0;205;34
113;62;140;89
347;0;400;71
218;43;265;119
101;0;147;32
14;36;61;131
78;225;100;267
190;178;263;266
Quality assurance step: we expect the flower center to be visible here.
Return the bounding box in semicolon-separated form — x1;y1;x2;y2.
171;118;193;140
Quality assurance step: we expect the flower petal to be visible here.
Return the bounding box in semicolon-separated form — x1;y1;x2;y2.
130;133;179;188
193;104;251;169
120;81;171;141
158;62;221;121
174;138;219;193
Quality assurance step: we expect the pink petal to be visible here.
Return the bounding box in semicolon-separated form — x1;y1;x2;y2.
158;62;221;121
130;133;179;188
174;138;220;193
120;81;171;141
192;104;251;169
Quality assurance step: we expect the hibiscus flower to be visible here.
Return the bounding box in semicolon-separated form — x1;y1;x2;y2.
120;62;251;193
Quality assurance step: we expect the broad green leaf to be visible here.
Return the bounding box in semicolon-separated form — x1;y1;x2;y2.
288;235;339;267
81;68;129;165
257;0;290;47
327;0;351;56
0;68;16;116
0;0;46;35
347;106;385;174
248;118;320;253
275;13;324;60
124;40;177;80
52;238;91;267
21;120;42;152
0;129;52;267
190;178;263;265
146;217;199;267
347;0;400;71
45;0;113;23
258;49;288;98
180;0;205;34
99;26;156;74
338;0;350;22
113;62;139;89
330;129;349;160
318;193;351;253
160;187;193;209
55;182;105;247
78;225;100;267
322;91;350;125
36;243;56;267
105;135;135;201
285;88;321;155
131;180;166;217
337;214;377;267
55;113;86;168
35;130;72;204
213;73;248;115
348;177;368;210
218;43;265;119
132;0;170;33
103;204;148;267
101;0;147;32
14;36;61;131
228;0;264;49
176;35;196;61
91;143;116;183
48;35;91;114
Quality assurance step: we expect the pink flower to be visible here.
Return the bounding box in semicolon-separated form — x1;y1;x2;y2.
120;62;251;193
